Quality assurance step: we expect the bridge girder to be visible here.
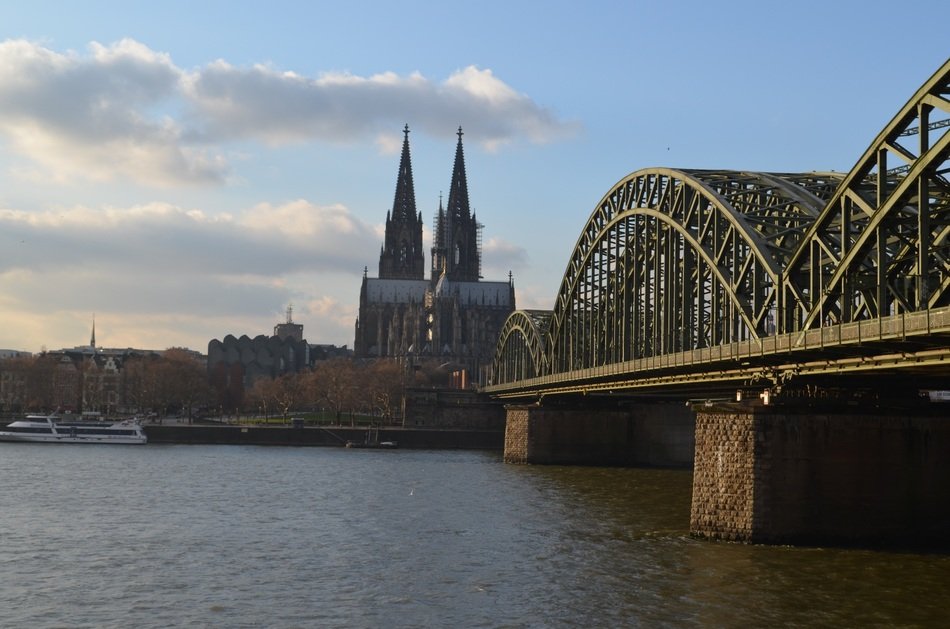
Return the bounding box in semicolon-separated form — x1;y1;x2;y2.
783;58;950;333
491;309;551;383
490;58;950;392
543;168;833;375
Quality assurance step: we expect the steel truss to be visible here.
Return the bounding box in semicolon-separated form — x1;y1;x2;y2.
491;310;550;383
490;59;950;389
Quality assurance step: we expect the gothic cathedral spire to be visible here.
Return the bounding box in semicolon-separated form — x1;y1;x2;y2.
433;126;481;282
378;124;425;280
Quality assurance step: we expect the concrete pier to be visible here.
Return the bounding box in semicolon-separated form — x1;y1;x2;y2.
689;404;950;547
503;402;694;467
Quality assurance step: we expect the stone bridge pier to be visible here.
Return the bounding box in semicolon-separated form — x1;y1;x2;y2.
690;403;950;547
503;399;695;467
503;398;950;547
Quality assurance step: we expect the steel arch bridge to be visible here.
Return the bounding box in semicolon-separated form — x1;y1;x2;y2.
488;58;950;398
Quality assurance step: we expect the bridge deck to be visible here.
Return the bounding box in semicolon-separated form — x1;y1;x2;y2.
486;306;950;397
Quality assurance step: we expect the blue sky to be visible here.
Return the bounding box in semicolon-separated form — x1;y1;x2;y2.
0;0;947;353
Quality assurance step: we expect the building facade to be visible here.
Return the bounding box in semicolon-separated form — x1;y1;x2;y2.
354;126;515;383
208;309;311;388
207;309;351;410
0;323;198;415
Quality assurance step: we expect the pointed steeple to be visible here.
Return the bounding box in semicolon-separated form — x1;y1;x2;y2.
431;194;446;282
391;124;417;222
441;127;480;282
445;126;471;226
378;124;425;280
90;314;96;349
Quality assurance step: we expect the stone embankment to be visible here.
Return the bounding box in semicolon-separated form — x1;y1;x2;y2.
144;423;503;450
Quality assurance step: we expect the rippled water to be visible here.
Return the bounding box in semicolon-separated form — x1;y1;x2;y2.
1;443;947;628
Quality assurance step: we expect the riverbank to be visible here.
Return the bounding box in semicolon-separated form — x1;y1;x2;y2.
143;423;503;450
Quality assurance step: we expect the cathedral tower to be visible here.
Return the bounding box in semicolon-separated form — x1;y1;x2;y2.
379;125;425;280
431;127;481;283
356;125;514;383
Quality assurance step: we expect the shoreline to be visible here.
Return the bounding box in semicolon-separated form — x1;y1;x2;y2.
143;423;503;450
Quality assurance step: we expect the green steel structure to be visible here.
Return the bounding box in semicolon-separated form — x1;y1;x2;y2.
488;59;950;397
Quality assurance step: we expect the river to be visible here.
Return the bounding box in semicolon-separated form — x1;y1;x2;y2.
1;443;946;628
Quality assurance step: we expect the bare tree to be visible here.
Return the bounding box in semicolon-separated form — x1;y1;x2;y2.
25;354;57;411
311;358;359;424
366;360;406;423
0;355;35;413
244;377;277;420
121;355;160;415
152;348;212;421
271;373;306;421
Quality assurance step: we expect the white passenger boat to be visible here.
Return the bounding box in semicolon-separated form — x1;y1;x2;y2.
0;414;148;445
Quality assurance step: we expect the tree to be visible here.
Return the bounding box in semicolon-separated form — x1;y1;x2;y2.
82;356;103;413
271;373;306;420
245;376;277;420
152;348;212;420
366;359;406;422
244;373;306;421
0;355;33;413
210;361;245;413
310;358;359;423
122;355;165;415
25;354;57;411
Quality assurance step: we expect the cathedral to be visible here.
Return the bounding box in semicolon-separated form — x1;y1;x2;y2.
354;125;515;384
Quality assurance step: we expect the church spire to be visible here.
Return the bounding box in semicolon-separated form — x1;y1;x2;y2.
441;126;480;281
445;126;471;225
90;315;96;350
378;124;425;280
391;124;416;222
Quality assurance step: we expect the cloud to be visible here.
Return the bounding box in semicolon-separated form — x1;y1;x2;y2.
0;198;379;350
187;62;578;149
440;67;579;150
0;39;578;186
481;236;528;276
0;200;381;279
0;39;227;186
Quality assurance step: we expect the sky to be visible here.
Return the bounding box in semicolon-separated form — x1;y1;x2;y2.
0;0;947;354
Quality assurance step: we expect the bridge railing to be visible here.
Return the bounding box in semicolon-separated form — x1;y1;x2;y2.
484;305;950;396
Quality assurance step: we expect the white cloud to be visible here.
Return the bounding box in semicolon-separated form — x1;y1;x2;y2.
481;236;528;277
0;198;380;351
374;131;404;155
0;38;226;186
0;39;578;186
443;66;520;105
0;200;381;276
185;60;578;150
241;199;375;243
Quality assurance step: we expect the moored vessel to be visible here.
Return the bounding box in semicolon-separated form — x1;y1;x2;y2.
0;414;148;445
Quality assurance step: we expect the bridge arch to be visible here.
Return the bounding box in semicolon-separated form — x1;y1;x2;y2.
545;168;832;373
491;309;551;384
489;59;950;390
783;58;950;331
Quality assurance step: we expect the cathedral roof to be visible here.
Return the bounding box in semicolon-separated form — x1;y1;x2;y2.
363;278;429;304
432;277;513;307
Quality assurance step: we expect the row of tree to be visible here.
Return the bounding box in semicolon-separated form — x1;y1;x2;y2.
241;358;449;423
1;351;449;422
0;349;209;417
